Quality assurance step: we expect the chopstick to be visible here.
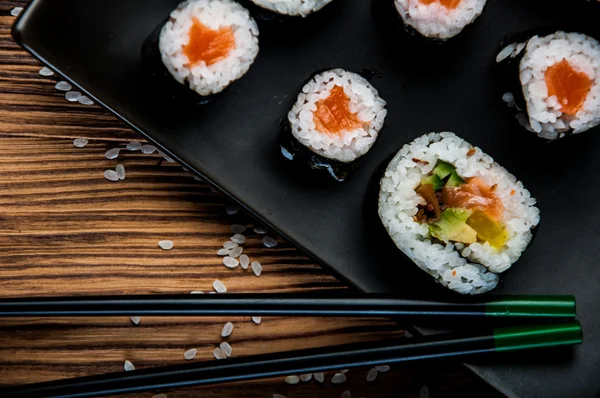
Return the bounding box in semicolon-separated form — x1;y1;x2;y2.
0;293;576;320
0;321;582;398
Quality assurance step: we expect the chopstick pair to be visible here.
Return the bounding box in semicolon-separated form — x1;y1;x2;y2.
0;293;582;398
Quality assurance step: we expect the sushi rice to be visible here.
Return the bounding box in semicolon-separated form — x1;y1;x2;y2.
249;0;335;17
288;69;387;163
378;132;540;295
394;0;487;40
159;0;259;96
514;32;600;139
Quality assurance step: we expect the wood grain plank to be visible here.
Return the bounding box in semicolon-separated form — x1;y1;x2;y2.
0;2;501;397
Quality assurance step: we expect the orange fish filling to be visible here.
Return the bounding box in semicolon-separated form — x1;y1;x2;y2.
184;18;235;66
545;59;593;116
442;177;504;221
418;0;462;10
313;85;364;135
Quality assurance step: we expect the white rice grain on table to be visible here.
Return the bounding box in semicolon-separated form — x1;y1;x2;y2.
141;145;157;154
239;254;250;269
39;66;54;76
314;372;325;383
213;280;227;293
158;240;174;250
73;138;88;148
78;95;94;105
219;342;232;357
10;7;23;16
273;394;286;398
184;348;197;360
341;391;351;398
251;316;261;324
104;148;120;160
225;204;239;215
126;141;142;151
65;91;81;102
213;347;227;360
223;241;238;250
116;164;125;180
230;224;246;234
217;248;230;256
130;316;140;325
375;365;390;372
262;236;277;248
253;225;267;234
55;81;72;91
223;256;239;268
366;367;378;382
331;373;346;384
300;373;312;382
228;246;243;258
123;360;135;371
104;170;119;182
251;261;262;276
221;322;234;337
231;234;246;244
152;394;168;398
284;375;300;385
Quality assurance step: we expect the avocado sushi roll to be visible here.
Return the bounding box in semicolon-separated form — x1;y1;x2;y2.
497;31;600;139
281;69;387;181
393;0;487;40
378;132;540;294
248;0;336;17
158;0;259;96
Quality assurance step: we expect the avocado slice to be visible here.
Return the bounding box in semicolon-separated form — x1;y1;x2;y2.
420;174;444;191
429;208;477;244
466;210;509;249
432;161;455;179
445;170;466;188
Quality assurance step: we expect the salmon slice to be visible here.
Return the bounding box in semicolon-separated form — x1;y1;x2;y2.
313;85;364;135
441;177;504;221
418;0;462;10
545;59;592;116
184;18;235;66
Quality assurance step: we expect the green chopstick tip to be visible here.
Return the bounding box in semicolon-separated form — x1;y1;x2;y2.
493;320;582;352
485;295;576;319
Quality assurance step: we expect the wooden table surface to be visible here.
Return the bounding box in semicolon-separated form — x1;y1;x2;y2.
0;2;502;397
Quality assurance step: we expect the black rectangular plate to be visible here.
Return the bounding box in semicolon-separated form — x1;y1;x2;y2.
12;1;600;397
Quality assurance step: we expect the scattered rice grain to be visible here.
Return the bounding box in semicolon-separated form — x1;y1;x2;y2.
219;342;232;357
213;347;226;360
340;369;349;374
73;138;88;148
240;254;250;269
104;169;119;182
342;391;351;398
39;66;54;76
141;145;157;154
78;95;94;105
65;91;81;102
123;360;135;371
251;261;262;276
130;316;140;325
213;280;227;293
126;141;142;151
231;234;246;244
184;348;197;360
223;256;239;268
273;395;286;398
190;291;203;294
251;316;261;324
300;373;313;382
104;148;120;159
152;394;168;398
223;241;238;250
217;248;230;256
158;240;174;250
366;368;378;382
253;225;268;234
225;204;239;215
229;246;243;258
55;81;72;91
331;373;347;384
284;375;300;385
375;365;390;373
314;372;325;383
230;224;247;234
221;322;234;337
263;236;277;248
116;164;125;180
10;6;23;16
420;385;430;398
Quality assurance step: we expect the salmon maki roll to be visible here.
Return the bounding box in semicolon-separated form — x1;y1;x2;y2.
159;0;259;96
281;69;387;181
378;133;540;294
497;31;600;139
248;0;336;17
394;0;487;40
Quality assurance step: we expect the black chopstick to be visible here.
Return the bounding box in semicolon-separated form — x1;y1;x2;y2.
1;321;582;398
0;293;576;320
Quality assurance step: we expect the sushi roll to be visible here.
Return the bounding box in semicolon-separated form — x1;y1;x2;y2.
497;31;600;139
281;69;387;181
378;132;540;295
248;0;336;17
393;0;487;40
158;0;259;96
